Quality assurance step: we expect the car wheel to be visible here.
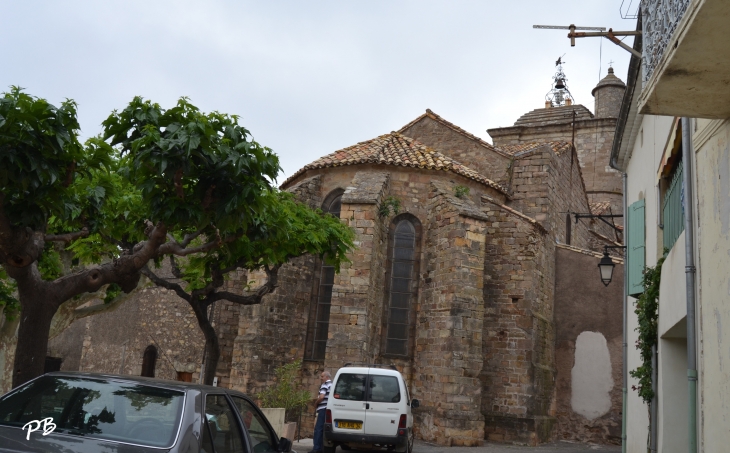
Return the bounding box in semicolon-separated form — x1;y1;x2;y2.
323;446;336;453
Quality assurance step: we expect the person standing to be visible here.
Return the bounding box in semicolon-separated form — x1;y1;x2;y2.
310;370;332;453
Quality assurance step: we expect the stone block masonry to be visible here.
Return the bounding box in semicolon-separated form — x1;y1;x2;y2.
415;181;488;446
479;196;556;446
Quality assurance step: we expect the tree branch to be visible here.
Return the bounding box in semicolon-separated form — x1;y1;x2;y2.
208;264;281;305
49;278;149;340
140;265;192;303
45;228;89;244
51;222;168;302
180;228;206;247
157;237;220;257
169;256;183;279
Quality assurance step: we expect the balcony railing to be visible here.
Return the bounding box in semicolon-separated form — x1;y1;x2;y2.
642;0;691;81
662;159;685;251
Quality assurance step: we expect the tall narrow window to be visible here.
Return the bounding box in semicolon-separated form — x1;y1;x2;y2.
306;191;343;360
141;345;157;377
384;217;420;356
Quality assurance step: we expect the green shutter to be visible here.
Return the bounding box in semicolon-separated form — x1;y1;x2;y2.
627;199;646;296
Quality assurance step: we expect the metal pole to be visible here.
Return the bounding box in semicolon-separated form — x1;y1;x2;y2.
681;117;698;453
621;172;628;453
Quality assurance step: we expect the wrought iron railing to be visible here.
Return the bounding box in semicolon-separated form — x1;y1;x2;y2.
642;0;691;81
662;159;685;250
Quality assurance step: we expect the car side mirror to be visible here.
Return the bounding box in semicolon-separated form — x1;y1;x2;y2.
411;399;420;409
277;437;292;452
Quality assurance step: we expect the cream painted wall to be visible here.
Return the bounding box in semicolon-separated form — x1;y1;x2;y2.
657;338;688;453
624;114;675;452
658;231;687;338
694;120;730;452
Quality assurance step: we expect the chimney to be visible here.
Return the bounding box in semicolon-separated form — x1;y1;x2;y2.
545;101;552;108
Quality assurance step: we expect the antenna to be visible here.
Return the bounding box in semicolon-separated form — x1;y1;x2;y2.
620;0;639;20
534;24;641;58
533;25;606;31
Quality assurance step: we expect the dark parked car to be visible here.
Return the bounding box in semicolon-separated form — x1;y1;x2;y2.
0;372;293;453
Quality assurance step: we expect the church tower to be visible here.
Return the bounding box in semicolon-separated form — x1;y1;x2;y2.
592;66;626;118
488;64;627;217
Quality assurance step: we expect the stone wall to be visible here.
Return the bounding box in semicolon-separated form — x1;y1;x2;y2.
413;181;487;446
508;145;597;252
325;171;390;368
553;246;624;444
479;196;555;446
489;114;623;220
593;85;624;119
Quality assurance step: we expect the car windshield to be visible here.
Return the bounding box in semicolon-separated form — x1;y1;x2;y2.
0;375;184;448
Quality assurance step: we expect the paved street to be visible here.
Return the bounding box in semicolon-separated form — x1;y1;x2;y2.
293;438;621;453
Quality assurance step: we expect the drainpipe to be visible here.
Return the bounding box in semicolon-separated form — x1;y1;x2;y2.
621;172;628;453
681;117;698;453
649;345;658;452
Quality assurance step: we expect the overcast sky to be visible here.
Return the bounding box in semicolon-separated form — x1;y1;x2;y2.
1;1;638;181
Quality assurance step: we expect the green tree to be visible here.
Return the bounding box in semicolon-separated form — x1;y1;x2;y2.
0;90;354;387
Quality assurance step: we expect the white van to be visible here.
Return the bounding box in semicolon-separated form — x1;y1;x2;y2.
323;365;419;453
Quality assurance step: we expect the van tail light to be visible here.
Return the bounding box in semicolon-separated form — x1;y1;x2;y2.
325;409;333;424
398;414;407;435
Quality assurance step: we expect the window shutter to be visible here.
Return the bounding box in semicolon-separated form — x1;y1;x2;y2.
627;199;646;296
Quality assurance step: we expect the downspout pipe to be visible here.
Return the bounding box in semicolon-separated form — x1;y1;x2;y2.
681;117;698;453
621;172;628;453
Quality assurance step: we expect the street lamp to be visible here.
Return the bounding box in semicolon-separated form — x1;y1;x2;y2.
597;245;626;286
598;251;615;286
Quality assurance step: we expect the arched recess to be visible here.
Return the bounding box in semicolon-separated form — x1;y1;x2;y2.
141;345;157;377
382;213;422;357
304;189;344;361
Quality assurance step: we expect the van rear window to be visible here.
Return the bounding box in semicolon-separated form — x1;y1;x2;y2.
368;375;400;403
333;374;366;401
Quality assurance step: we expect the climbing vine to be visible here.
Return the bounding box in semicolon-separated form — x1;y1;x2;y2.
378;196;401;218
629;250;667;404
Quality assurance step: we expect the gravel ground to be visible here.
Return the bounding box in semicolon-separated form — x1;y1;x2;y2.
292;438;621;453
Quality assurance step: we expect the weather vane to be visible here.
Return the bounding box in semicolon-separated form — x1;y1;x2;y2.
545;56;573;107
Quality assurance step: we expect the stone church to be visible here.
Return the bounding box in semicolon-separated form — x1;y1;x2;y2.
50;69;628;446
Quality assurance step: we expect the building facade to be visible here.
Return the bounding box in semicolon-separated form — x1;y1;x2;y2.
49;73;627;446
612;2;730;451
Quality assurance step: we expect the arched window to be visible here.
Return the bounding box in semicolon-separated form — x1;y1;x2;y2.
305;190;343;360
141;345;157;377
383;216;421;357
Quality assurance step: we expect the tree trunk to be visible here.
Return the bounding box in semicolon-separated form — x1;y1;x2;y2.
0;315;19;394
190;301;220;386
12;294;56;388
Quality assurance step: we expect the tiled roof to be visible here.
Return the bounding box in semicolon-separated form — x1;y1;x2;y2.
512;105;594;127
281;132;509;194
589;201;612;215
497;141;572;156
591;67;626;96
398;109;512;158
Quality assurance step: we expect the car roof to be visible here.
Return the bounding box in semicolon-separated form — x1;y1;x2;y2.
335;367;402;377
42;371;248;396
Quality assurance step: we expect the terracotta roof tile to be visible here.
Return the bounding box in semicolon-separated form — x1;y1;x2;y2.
589;201;612;215
497;141;572;156
281;132;509;195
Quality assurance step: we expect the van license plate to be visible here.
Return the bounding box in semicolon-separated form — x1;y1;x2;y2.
336;421;362;429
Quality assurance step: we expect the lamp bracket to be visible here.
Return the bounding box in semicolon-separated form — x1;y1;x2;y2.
573;213;623;232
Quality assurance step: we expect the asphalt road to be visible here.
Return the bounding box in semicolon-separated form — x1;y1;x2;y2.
293;438;621;453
